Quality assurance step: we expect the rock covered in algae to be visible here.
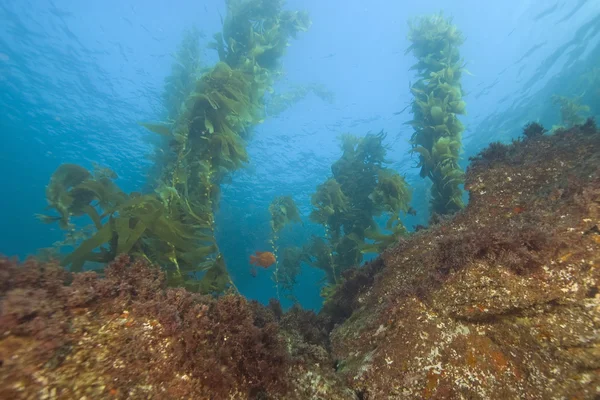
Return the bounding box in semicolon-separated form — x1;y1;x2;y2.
0;255;353;399
324;121;600;399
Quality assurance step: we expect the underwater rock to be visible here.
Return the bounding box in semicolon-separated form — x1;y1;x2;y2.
0;255;353;399
326;122;600;398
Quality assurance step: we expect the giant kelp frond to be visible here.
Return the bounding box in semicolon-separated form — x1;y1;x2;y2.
163;27;204;120
307;130;411;286
39;164;122;230
407;12;466;217
361;222;409;254
266;82;334;117
269;195;302;234
357;130;389;166
407;12;464;59
274;246;310;301
371;169;412;218
552;95;590;129
213;0;310;74
309;178;349;227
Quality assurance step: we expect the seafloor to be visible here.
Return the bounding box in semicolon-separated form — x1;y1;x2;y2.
1;121;599;399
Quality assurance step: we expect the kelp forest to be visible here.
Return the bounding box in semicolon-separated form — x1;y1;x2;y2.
35;6;474;301
37;0;311;294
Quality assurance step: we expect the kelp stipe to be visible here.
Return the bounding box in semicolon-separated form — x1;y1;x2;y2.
268;195;303;300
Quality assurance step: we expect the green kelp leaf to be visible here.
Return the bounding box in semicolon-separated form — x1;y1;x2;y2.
433;124;450;135
76;178;127;210
102;193;155;218
204;112;215;133
61;219;115;271
430;106;445;124
116;218;147;254
81;204;103;230
35;214;62;224
270;196;302;233
47;164;91;193
360;243;380;254
181;245;218;265
198;256;230;294
139;122;173;136
449;100;466;114
411;146;431;161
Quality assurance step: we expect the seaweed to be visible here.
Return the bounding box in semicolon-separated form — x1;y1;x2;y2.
40;0;311;294
270;195;302;233
551;94;590;131
268;196;302;300
522;122;547;139
406;12;466;216
266;83;334;117
273;246;310;302
163;27;205;120
307;132;411;286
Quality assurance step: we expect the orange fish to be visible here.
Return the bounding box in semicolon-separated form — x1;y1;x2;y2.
250;251;276;268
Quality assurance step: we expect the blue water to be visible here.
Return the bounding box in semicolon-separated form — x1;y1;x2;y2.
1;0;599;311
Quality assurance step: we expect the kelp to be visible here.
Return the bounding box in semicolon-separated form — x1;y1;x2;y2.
307;132;411;286
37;164;125;230
269;195;302;233
145;0;310;290
273;246;309;303
211;0;311;74
551;95;590;130
41;0;311;293
309;178;349;227
268;195;302;299
163;27;205;120
38;165;219;281
406;12;466;216
266;83;334;117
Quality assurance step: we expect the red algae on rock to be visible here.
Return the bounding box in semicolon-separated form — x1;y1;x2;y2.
0;255;352;399
324;122;600;399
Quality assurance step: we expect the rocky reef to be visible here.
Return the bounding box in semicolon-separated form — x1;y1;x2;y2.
1;122;599;399
325;120;600;398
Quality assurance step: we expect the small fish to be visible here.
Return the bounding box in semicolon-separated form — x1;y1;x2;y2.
407;207;417;216
249;251;276;268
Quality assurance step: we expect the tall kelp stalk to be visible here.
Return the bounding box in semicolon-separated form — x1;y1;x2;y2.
38;0;311;294
268;195;302;300
406;13;466;216
308;132;411;297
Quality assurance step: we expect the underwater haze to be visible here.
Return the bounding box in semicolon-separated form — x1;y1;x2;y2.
1;0;599;311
